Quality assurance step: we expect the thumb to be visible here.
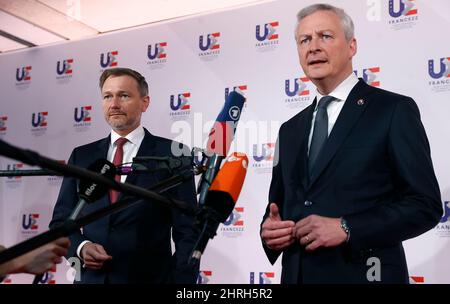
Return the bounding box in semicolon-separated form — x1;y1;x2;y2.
269;203;281;221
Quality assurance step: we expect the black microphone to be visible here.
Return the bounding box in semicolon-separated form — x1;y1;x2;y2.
116;155;193;175
32;159;115;284
68;159;116;220
190;152;248;264
197;91;246;206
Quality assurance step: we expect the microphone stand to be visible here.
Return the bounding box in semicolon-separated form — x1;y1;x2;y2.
0;166;197;268
0;169;61;177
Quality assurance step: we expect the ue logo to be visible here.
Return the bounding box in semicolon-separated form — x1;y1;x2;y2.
439;201;450;223
6;163;23;179
223;207;244;226
100;51;118;68
56;59;73;75
354;67;380;87
285;77;310;97
255;21;279;41
74;106;92;123
199;33;220;51
31;112;48;128
148;42;167;60
170;93;190;111
197;271;212;284
253;143;275;162
428;57;450;79
0;116;7;131
225;85;247;99
250;272;274;284
22;213;39;230
39;266;56;284
16;66;32;82
389;0;417;18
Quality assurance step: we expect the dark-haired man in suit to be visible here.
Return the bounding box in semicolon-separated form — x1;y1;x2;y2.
260;4;442;283
50;68;198;283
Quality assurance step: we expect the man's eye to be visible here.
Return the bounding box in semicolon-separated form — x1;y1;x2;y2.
103;95;112;100
322;34;333;40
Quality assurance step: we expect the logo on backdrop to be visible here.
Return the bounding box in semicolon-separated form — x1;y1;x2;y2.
409;276;425;284
252;143;275;174
284;76;312;108
22;213;40;235
73;106;92;131
169;93;191;119
428;57;450;92
255;21;279;52
221;207;244;236
56;59;73;80
0;116;7;135
5;163;23;188
354;67;381;87
147;42;167;69
388;0;418;30
198;32;220;60
31;112;48;136
197;271;212;284
38;266;57;284
435;201;450;237
250;272;275;284
100;51;119;69
15;66;32;86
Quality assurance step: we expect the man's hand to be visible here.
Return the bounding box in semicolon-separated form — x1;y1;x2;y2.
293;215;347;252
1;237;71;275
81;243;112;270
261;203;295;251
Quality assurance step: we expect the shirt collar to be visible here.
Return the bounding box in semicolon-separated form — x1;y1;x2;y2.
110;125;145;147
314;72;359;109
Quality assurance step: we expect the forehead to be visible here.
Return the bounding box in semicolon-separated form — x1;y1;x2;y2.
296;10;343;35
102;75;139;92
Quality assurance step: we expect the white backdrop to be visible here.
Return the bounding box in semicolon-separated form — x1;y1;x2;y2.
0;0;449;284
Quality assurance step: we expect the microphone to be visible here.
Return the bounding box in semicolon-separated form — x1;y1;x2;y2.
68;159;116;220
190;152;248;264
198;91;246;206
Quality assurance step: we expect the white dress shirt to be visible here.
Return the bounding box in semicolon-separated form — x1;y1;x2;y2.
77;126;146;259
307;73;359;154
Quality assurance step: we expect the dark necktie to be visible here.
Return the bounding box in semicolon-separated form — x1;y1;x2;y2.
308;96;334;177
110;137;128;203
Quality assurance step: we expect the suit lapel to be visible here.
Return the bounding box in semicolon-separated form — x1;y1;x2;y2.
308;80;373;187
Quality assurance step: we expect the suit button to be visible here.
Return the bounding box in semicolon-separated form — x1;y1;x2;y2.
304;200;313;207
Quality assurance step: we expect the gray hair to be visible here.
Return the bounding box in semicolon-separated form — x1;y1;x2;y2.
296;3;355;41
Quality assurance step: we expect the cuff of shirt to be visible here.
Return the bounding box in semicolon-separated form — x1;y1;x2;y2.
77;240;92;260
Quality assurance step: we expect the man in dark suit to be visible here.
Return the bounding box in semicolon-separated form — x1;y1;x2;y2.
50;68;198;283
260;4;442;283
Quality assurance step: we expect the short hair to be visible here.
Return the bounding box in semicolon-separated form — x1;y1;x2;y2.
296;3;355;41
99;68;148;97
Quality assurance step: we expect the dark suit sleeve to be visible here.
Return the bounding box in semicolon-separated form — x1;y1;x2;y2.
345;97;442;250
260;129;284;264
49;149;87;258
169;145;199;283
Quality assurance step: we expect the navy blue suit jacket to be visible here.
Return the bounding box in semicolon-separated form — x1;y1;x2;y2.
261;80;442;283
50;128;198;283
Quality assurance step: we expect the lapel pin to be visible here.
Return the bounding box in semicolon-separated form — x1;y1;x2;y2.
357;99;365;106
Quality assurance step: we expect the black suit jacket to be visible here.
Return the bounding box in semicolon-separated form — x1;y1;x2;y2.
50;128;198;284
261;80;442;283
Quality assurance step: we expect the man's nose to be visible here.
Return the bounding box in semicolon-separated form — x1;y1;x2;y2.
110;96;121;108
308;37;321;53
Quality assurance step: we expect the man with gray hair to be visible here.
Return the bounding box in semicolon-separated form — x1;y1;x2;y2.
260;4;441;283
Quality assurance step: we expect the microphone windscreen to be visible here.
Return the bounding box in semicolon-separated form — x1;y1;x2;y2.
209;152;248;202
206;91;246;156
78;159;115;203
204;152;248;222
